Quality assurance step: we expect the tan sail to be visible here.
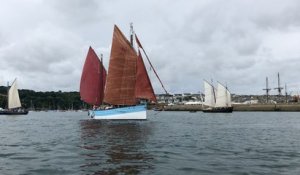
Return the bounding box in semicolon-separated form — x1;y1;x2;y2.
215;83;232;107
8;79;22;109
215;83;227;107
103;25;138;105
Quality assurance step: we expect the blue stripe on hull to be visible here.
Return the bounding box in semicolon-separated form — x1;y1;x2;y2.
89;105;146;117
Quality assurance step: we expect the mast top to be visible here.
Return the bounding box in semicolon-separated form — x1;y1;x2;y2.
274;72;283;95
130;23;134;47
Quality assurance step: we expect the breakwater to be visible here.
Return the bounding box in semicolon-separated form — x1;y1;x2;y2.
161;104;300;112
233;103;300;111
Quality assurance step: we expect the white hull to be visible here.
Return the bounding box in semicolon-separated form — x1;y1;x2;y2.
93;111;146;120
88;105;147;120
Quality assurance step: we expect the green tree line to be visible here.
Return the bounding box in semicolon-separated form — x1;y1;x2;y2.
0;86;89;110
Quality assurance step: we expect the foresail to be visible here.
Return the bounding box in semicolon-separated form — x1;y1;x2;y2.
135;50;157;102
204;81;215;107
103;25;138;105
226;89;232;107
80;47;106;106
135;34;168;95
8;79;21;109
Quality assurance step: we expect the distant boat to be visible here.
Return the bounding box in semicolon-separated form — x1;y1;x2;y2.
0;79;28;115
80;24;161;120
202;80;233;113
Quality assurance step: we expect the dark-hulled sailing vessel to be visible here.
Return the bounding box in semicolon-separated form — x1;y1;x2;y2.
202;80;233;113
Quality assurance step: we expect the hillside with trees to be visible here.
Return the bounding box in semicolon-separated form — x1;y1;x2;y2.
0;86;88;111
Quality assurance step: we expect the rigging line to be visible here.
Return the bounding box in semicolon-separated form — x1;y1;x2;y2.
142;47;168;95
135;34;168;95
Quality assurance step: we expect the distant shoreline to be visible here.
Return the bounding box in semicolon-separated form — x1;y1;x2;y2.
161;103;300;112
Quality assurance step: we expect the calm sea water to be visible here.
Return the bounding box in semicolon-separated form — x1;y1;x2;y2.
1;111;300;175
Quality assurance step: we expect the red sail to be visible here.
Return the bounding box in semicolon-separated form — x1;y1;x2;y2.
80;47;106;106
135;50;157;102
103;25;138;105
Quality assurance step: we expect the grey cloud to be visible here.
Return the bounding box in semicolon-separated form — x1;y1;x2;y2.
45;0;100;26
0;0;300;95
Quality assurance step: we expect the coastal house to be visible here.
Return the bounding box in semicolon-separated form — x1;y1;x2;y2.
156;94;174;104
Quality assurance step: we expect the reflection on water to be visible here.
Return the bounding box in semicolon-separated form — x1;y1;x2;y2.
79;120;154;174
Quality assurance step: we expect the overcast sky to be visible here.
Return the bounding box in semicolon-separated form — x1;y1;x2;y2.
0;0;300;95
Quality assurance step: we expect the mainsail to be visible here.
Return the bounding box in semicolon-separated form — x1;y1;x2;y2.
215;83;227;107
8;79;22;109
103;25;138;105
215;83;232;107
204;81;216;107
80;46;106;106
103;25;158;105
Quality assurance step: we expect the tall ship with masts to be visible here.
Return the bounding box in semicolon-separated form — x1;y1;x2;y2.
202;80;233;113
80;24;166;119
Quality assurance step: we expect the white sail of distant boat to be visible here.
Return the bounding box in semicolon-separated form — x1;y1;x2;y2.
215;82;231;107
215;83;227;107
8;79;22;109
204;81;215;107
0;78;28;115
203;80;233;113
226;88;232;106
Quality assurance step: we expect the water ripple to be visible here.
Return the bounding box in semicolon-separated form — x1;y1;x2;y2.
1;111;300;174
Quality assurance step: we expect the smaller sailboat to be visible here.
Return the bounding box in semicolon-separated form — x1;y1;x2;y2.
202;80;233;113
0;79;28;115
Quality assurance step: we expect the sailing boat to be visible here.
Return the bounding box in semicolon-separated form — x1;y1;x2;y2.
80;24;160;120
202;80;233;113
0;79;28;115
